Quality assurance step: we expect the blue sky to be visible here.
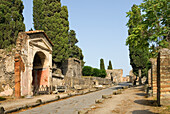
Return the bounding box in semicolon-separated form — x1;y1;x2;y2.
22;0;143;76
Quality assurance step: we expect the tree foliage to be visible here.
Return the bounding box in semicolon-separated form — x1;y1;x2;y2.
68;30;84;63
126;4;150;76
82;66;93;76
99;69;107;78
33;0;69;63
0;0;25;49
92;68;100;77
107;60;113;70
33;0;84;64
140;0;169;51
82;66;106;78
126;0;169;77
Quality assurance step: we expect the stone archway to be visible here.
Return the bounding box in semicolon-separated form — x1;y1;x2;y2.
15;30;53;98
32;51;48;95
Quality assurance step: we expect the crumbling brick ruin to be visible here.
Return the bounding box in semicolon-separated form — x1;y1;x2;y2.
0;49;15;96
148;48;170;106
106;69;123;83
157;48;170;106
122;76;129;82
62;58;82;77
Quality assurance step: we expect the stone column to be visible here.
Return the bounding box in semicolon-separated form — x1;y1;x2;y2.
27;64;33;97
14;54;21;98
150;58;157;96
157;48;170;106
148;69;151;87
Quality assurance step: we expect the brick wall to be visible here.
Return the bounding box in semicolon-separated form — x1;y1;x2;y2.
157;48;170;106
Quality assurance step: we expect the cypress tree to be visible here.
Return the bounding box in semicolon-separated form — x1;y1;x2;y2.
33;0;43;30
126;4;150;77
0;0;25;49
100;58;105;70
33;0;69;63
68;30;84;61
107;60;113;70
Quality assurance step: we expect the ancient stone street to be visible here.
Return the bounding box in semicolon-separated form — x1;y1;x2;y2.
16;83;129;114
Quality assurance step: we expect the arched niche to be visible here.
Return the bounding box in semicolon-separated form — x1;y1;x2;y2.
32;51;49;94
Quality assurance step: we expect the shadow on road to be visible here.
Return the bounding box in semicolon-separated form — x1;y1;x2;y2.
134;99;158;107
136;93;146;96
132;109;158;114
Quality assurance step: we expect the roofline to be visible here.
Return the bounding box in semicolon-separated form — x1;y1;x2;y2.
25;30;54;46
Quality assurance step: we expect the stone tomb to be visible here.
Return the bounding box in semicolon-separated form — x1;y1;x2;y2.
15;30;53;98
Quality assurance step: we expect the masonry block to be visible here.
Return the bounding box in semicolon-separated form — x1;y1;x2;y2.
157;48;170;106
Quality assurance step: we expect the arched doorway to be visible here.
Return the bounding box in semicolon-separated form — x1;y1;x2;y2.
32;51;48;95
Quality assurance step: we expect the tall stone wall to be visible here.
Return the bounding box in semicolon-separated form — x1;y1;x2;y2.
62;58;82;77
157;48;170;106
0;49;15;96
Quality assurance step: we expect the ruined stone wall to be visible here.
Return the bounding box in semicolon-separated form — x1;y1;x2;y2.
62;58;82;77
64;76;112;90
106;69;123;83
157;48;170;106
0;49;15;96
122;76;130;82
129;70;136;83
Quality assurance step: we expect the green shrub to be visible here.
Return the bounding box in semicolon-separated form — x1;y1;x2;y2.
82;66;93;76
99;69;107;78
92;68;100;76
82;66;107;78
0;97;6;101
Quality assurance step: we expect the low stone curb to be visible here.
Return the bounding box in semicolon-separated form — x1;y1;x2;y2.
102;94;112;99
95;99;104;104
78;108;91;114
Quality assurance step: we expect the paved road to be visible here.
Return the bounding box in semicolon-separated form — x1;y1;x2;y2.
17;83;131;114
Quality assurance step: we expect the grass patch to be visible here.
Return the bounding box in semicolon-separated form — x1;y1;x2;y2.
0;96;6;101
167;106;170;110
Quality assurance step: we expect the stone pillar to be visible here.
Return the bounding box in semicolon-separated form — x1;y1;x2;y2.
27;64;33;96
14;54;25;98
148;69;151;87
150;58;157;96
14;54;21;98
157;48;170;106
